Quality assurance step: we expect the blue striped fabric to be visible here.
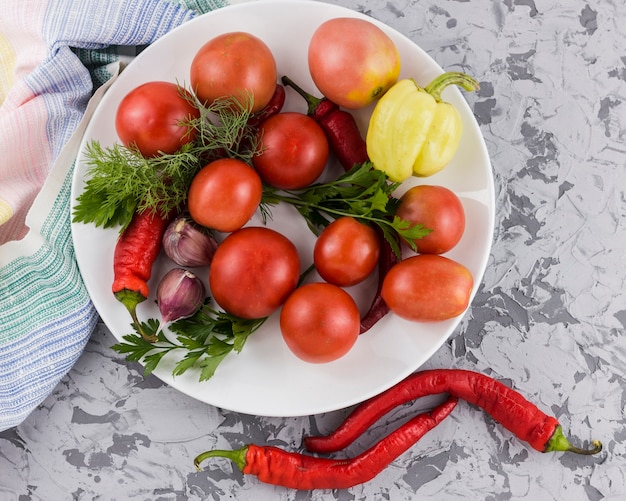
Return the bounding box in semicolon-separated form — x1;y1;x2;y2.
0;0;229;432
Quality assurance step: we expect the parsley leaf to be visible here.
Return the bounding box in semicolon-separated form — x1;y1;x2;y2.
261;163;431;255
110;300;266;381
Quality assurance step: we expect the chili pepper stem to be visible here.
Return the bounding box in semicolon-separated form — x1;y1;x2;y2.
194;446;248;472
281;75;322;115
114;289;157;343
544;425;602;455
423;71;480;102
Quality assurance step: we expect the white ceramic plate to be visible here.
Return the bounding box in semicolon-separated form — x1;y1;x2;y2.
71;0;494;417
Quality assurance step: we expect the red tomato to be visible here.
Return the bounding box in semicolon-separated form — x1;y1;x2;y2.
187;158;262;233
381;254;473;322
308;18;400;109
209;227;301;319
115;81;199;157
280;282;360;363
190;32;277;113
253;112;329;189
396;185;465;254
313;217;380;287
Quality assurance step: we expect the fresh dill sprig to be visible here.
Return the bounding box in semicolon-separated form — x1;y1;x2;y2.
73;142;199;229
186;90;262;162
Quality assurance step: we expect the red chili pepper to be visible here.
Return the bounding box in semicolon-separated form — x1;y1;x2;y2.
247;83;286;127
112;209;172;342
281;75;368;172
304;369;602;455
194;397;457;490
359;226;399;334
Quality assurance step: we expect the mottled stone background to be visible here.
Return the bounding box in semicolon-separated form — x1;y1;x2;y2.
1;0;625;499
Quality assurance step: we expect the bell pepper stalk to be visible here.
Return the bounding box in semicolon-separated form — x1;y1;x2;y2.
366;71;480;182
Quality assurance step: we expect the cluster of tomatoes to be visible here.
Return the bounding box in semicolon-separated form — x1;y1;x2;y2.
113;18;472;365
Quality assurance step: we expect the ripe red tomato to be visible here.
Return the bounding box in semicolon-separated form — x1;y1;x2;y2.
308;17;400;109
209;227;301;319
396;185;465;254
313;217;380;287
253;112;329;189
187;158;262;233
190;32;277;113
280;282;360;363
115;81;199;157
381;254;473;322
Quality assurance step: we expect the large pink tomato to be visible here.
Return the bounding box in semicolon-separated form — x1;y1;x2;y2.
308;17;400;109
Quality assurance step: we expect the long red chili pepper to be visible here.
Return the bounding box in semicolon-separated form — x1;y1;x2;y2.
112;208;172;342
281;75;368;172
304;369;602;455
194;397;457;490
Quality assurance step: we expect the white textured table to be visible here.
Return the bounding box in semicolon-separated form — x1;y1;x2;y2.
1;0;624;499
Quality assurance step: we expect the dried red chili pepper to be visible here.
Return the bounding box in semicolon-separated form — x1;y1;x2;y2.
359;226;399;334
247;83;286;127
194;397;457;490
281;75;368;172
112;208;173;342
304;369;602;455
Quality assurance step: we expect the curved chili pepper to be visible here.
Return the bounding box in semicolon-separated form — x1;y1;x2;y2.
359;226;399;334
281;75;368;172
247;83;286;127
112;209;172;342
304;369;602;455
194;397;457;490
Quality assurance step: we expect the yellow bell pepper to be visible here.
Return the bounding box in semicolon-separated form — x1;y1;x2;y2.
366;72;479;182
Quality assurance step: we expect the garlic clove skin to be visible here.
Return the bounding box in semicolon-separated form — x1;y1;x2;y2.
157;268;206;323
163;216;218;267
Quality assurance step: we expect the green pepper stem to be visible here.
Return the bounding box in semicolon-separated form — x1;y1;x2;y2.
424;71;480;102
544;425;603;455
194;446;249;472
281;75;322;115
114;289;156;343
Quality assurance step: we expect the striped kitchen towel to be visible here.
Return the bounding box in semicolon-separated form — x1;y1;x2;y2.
0;0;234;432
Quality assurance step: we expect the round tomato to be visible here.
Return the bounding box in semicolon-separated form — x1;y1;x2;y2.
190;32;277;113
396;185;465;254
381;254;473;322
209;227;300;319
187;158;262;233
115;81;199;157
308;18;400;109
253;112;329;189
313;217;380;287
280;282;360;363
